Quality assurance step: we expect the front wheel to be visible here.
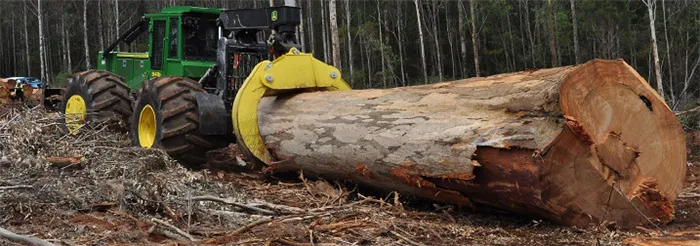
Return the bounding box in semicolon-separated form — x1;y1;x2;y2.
130;76;228;168
60;70;132;134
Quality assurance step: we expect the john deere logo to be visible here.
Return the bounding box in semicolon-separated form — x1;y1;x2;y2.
271;11;278;21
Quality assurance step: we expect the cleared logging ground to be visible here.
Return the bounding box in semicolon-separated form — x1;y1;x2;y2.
0;104;698;244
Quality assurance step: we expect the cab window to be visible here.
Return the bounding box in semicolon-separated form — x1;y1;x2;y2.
182;14;218;61
151;20;165;70
168;18;179;59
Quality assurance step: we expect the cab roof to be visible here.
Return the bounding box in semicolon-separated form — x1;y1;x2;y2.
159;6;223;15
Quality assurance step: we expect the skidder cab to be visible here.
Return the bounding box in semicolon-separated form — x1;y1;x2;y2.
60;6;350;168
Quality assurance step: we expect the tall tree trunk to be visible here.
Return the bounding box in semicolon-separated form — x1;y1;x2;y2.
570;0;580;64
84;0;91;69
1;33;5;72
431;1;443;81
24;2;31;76
61;17;68;71
524;0;536;67
631;24;637;69
98;0;105;51
547;0;557;67
645;0;665;100
321;0;329;63
364;37;372;88
396;2;406;86
555;10;561;67
46;21;53;83
446;5;456;79
469;0;480;77
329;0;341;70
414;0;428;84
377;1;386;88
114;0;120;51
253;60;685;228
594;39;598;59
12;11;17;75
0;22;4;76
458;1;467;77
2;22;6;75
384;9;395;87
38;0;46;83
518;1;526;67
432;0;445;81
661;0;674;107
297;0;306;52
680;41;700;103
66;20;72;72
359;33;365;87
308;0;315;56
508;13;517;70
345;0;353;85
500;33;510;72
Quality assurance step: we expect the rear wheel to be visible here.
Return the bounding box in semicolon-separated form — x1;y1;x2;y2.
130;76;228;168
60;70;132;134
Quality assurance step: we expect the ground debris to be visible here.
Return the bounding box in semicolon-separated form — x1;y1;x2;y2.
0;108;699;245
0;109;250;245
624;230;700;246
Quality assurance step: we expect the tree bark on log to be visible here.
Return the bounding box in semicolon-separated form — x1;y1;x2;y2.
254;59;686;228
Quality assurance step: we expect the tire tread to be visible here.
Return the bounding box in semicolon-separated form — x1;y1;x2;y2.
133;76;227;168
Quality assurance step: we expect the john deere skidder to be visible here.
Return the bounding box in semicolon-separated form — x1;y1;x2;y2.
61;6;350;167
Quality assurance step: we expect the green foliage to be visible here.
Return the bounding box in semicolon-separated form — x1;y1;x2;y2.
345;69;366;89
678;112;700;131
52;72;73;87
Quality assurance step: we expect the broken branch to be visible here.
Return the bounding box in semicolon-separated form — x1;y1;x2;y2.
313;220;367;233
675;105;700;116
151;218;195;241
189;195;276;215
273;238;336;246
390;230;426;246
0;185;33;190
252;200;306;214
0;227;56;246
229;217;272;237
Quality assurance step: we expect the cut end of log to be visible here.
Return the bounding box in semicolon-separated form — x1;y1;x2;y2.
541;59;686;227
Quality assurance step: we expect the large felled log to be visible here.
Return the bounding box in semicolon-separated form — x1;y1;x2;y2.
254;59;685;227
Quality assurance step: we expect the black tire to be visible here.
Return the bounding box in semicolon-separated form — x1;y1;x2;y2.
130;76;228;168
60;70;132;131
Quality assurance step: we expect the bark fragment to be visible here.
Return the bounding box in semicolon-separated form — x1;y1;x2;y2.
632;178;675;224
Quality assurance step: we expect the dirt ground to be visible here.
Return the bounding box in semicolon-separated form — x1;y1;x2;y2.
0;106;699;246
